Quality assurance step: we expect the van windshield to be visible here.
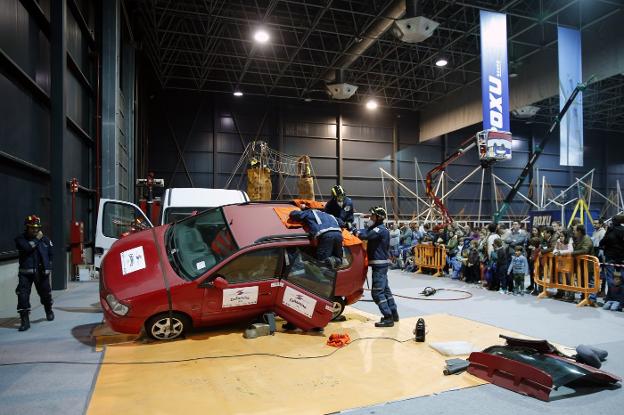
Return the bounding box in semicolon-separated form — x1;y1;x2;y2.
166;208;238;280
163;207;212;224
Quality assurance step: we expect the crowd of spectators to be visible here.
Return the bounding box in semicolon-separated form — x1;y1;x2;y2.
387;215;624;310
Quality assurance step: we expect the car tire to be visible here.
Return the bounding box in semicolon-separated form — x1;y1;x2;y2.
145;312;191;340
331;297;346;321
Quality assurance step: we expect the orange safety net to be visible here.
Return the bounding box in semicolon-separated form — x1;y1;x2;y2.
273;204;361;246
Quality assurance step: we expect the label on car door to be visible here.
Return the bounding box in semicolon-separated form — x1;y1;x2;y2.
282;286;317;318
120;246;146;275
222;286;259;308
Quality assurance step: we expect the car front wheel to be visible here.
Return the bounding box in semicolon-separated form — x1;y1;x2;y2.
331;297;346;320
145;312;190;340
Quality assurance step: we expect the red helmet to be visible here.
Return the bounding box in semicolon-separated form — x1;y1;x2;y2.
25;215;42;228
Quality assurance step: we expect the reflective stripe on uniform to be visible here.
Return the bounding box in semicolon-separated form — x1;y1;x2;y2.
315;228;342;237
369;259;390;265
312;210;322;224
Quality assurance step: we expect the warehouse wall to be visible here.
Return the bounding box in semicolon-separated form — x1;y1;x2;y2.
144;91;624;223
0;0;98;310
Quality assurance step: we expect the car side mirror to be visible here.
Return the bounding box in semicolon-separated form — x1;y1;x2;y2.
212;276;229;289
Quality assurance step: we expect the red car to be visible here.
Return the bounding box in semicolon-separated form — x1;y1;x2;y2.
99;202;367;340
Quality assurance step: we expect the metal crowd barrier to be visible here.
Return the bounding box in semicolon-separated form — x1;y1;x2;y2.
533;253;600;307
414;244;446;277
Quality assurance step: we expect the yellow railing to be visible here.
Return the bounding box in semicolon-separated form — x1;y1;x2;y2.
534;253;600;307
414;244;446;277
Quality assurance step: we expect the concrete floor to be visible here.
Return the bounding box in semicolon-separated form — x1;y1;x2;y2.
0;270;622;415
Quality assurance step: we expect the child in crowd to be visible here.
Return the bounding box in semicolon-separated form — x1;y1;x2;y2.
603;273;624;311
464;239;481;283
507;245;529;295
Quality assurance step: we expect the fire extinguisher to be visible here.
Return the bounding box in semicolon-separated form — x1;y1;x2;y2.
69;178;85;266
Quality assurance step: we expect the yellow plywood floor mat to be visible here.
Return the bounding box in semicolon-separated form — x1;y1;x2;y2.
87;309;527;415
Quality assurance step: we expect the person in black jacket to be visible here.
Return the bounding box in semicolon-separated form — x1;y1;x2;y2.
14;215;55;331
599;214;624;288
356;207;398;327
324;185;355;230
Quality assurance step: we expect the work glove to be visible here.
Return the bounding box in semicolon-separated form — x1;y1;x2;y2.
36;231;43;240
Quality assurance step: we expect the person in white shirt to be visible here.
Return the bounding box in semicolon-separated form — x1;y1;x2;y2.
388;222;401;267
553;230;574;255
591;219;606;257
486;223;500;258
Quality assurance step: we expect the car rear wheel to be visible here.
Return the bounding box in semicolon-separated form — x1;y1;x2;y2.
331;297;346;320
146;312;190;340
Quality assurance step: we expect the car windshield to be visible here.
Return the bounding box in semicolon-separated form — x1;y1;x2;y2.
166;208;238;280
163;207;211;223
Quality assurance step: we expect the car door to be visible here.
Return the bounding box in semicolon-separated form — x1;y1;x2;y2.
199;247;282;324
95;199;153;268
274;247;335;330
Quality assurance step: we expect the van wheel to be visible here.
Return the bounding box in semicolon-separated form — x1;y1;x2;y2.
145;312;190;340
331;297;346;320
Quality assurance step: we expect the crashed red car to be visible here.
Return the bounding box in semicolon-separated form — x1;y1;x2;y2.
99;202;367;340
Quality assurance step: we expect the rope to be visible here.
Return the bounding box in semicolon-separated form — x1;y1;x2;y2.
363;287;473;301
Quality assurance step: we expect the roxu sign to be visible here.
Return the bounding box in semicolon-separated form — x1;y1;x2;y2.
480;11;510;133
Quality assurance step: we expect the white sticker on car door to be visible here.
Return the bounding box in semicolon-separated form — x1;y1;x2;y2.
282;286;317;318
222;286;259;308
120;246;146;275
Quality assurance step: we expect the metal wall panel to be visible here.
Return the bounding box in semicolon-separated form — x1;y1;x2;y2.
0;0;95;260
143;92;624;223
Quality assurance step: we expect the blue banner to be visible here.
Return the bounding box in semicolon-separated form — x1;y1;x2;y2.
558;27;583;166
480;10;510;132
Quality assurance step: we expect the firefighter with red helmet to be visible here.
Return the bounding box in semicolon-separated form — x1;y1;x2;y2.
14;215;54;331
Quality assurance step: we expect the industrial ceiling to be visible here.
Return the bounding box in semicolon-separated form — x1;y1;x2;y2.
127;0;624;132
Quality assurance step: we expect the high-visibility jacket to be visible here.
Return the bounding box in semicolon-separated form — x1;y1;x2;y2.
289;209;342;238
358;223;390;266
324;196;354;225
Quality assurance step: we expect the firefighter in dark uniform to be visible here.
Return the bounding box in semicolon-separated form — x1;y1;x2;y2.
356;207;399;327
15;215;55;331
324;185;355;230
289;204;344;266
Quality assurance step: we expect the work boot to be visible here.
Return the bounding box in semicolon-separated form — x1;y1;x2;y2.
282;322;297;331
392;310;400;322
18;311;30;332
44;305;54;321
375;316;394;328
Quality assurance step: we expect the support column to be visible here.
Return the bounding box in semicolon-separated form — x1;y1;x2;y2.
336;107;343;184
50;0;67;289
101;0;120;199
212;96;217;188
392;117;399;219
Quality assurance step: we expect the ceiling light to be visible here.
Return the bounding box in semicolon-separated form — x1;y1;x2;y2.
233;91;243;97
304;97;312;102
435;58;448;67
253;29;270;43
366;99;378;110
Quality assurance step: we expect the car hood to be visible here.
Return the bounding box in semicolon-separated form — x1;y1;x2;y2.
101;225;177;300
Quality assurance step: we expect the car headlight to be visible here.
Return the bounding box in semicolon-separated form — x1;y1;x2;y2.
106;294;130;316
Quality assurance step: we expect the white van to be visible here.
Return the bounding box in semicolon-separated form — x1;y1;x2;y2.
94;188;249;268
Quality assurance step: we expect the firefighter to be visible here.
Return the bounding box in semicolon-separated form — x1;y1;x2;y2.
356;207;399;327
324;185;355;230
14;215;54;331
289;204;344;267
284;205;344;332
